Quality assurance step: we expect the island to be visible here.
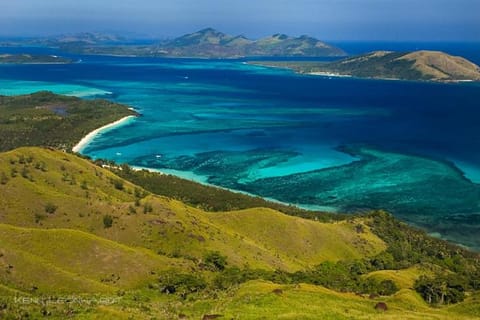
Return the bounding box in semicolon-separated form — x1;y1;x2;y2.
250;50;480;82
1;28;346;58
0;54;73;64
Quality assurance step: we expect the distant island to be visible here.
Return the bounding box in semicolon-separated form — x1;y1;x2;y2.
251;50;480;82
0;54;72;64
1;29;346;58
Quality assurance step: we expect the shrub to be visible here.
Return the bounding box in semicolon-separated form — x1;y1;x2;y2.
376;279;399;296
143;203;153;214
34;213;47;223
103;215;113;228
158;271;206;298
0;172;8;185
204;251;228;271
128;205;136;215
44;202;58;214
112;179;124;190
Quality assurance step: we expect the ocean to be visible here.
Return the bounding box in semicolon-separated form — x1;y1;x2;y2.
0;42;479;250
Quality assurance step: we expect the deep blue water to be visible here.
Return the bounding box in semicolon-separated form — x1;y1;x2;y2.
1;43;480;250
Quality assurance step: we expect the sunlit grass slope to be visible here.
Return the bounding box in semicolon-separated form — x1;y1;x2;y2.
0;147;385;272
0;147;478;319
48;281;480;319
0;224;185;294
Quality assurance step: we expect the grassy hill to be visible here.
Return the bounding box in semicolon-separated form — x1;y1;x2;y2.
0;147;383;272
1;147;479;319
251;50;480;82
0;224;186;294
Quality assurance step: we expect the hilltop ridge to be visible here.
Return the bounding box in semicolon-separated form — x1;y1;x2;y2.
251;50;480;82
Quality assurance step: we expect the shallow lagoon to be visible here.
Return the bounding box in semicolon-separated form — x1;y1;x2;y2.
0;46;479;249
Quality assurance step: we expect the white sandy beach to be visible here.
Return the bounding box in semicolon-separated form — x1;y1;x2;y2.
72;115;136;153
308;71;352;78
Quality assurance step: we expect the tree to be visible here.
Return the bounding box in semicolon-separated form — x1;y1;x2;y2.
414;275;466;305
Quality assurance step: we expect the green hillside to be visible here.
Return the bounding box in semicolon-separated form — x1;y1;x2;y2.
1;147;479;319
0;147;383;272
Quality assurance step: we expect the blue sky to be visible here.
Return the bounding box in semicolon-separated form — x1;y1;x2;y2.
1;0;479;41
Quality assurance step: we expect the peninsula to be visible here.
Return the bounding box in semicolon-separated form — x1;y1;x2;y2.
251;50;480;82
0;91;136;152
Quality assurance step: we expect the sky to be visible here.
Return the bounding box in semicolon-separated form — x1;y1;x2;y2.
1;0;479;41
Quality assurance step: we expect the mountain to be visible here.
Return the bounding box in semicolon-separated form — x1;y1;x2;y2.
158;28;345;58
252;50;480;82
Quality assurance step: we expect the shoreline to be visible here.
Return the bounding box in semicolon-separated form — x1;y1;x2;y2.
130;165;340;213
72;115;136;153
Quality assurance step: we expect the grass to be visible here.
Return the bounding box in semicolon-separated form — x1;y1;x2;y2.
209;209;385;269
10;280;472;319
0;224;187;294
364;265;433;290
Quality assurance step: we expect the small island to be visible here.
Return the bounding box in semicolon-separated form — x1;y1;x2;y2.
0;54;73;64
251;50;480;82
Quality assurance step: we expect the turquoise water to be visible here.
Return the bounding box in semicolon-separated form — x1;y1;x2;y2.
0;46;479;250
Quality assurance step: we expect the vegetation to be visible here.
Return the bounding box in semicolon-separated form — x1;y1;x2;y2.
110;162;344;222
203;251;228;271
0;91;136;152
103;215;113;228
44;202;58;214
